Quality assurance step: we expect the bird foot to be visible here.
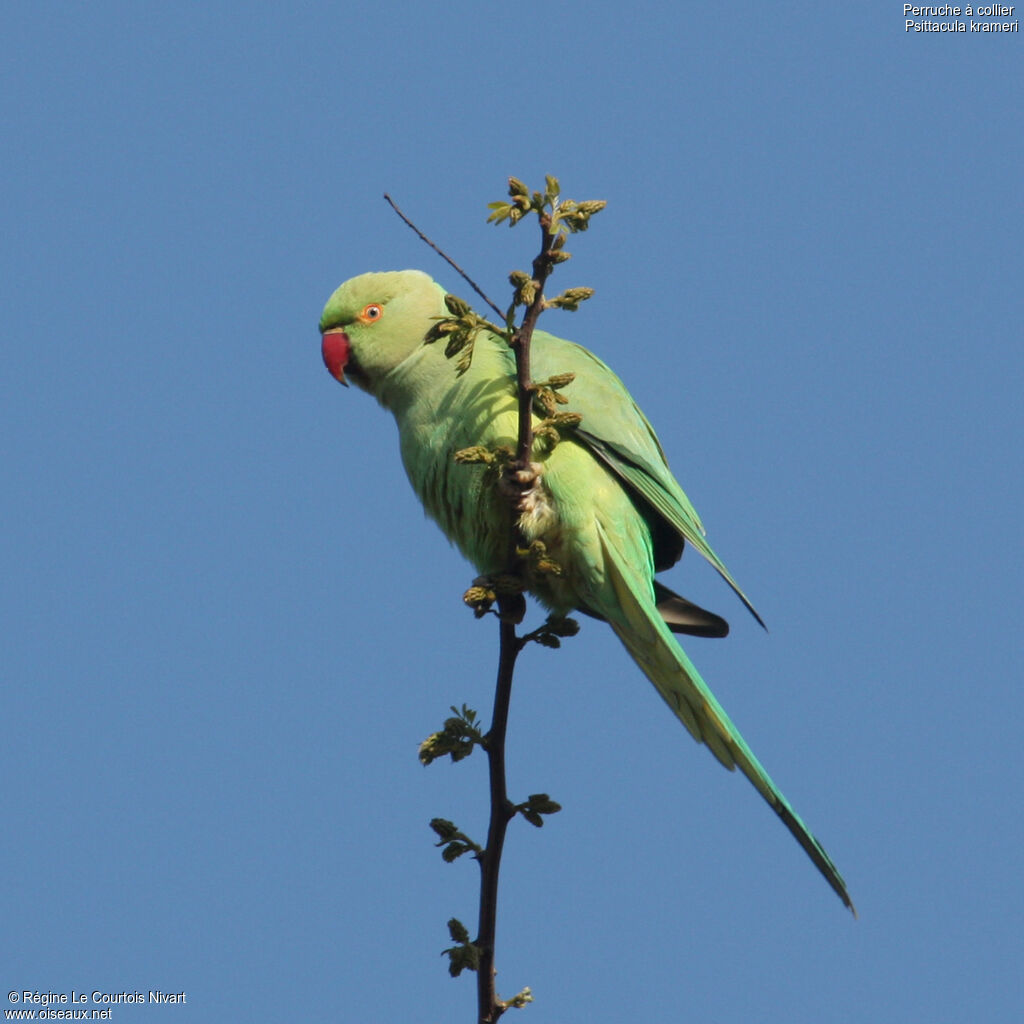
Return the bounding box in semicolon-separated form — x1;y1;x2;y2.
498;461;544;501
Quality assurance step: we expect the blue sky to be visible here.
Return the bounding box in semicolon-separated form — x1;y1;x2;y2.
3;2;1022;1021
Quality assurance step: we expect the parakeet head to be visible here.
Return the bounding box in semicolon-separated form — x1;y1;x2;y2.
319;270;446;392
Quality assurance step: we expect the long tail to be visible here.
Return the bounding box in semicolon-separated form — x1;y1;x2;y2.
597;526;855;913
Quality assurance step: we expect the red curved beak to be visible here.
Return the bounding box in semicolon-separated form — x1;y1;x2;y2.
321;328;350;386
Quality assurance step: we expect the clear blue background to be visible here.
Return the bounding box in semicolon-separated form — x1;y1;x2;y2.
3;2;1021;1021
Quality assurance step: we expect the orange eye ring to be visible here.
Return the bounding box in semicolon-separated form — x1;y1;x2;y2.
358;303;383;324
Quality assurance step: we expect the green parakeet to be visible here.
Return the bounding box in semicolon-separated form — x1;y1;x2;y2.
320;269;853;912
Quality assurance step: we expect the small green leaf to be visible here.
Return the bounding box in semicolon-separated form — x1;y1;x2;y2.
526;793;562;815
444;332;469;359
423;319;458;343
515;791;563;825
430;818;459;841
486;201;513;225
443;942;481;977
430;819;482;861
442;919;481;977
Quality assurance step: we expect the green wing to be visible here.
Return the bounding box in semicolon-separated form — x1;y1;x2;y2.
531;331;765;628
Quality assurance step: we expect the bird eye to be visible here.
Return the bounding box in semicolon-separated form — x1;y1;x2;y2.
359;303;383;323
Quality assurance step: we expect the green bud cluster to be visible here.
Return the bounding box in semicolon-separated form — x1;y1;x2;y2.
453;444;513;467
508;269;537;307
520;539;563;578
488;175;606;241
531;372;576;417
528;370;582;458
461;572;525;618
533;411;583;456
454;445;516;498
522;615;581;650
461;585;494;617
545;287;595;312
500;988;534;1011
424;294;507;376
419;704;485;765
443;293;471;317
548;198;607;235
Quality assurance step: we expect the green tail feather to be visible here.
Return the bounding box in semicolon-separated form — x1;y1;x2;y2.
597;525;855;913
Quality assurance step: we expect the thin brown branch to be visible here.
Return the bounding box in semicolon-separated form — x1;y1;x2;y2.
383;193;506;322
475;615;520;1024
510;216;557;469
475;213;559;1024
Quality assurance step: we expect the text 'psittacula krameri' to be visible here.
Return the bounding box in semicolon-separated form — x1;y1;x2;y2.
320;269;853;912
